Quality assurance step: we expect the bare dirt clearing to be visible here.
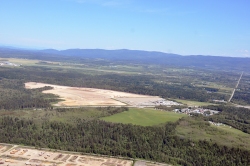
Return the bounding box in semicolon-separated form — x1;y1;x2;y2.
0;144;170;166
0;144;133;166
25;82;165;107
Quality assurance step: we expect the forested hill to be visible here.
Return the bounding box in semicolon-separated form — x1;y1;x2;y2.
1;47;250;72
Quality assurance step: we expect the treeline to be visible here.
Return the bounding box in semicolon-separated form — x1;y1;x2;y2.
204;105;250;134
1;47;250;73
233;91;250;105
231;75;250;105
55;106;129;120
0;66;228;110
0;79;59;109
0;117;250;166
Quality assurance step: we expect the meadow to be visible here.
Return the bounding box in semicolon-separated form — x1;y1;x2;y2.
176;117;250;150
0;107;127;125
101;108;187;126
174;99;216;106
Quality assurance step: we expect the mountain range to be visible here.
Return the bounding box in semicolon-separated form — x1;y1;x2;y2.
0;46;249;73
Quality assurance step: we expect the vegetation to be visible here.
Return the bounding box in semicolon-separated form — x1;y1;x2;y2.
0;107;128;125
101;108;187;126
204;105;250;134
1;56;250;165
174;99;216;106
0;63;241;107
0;117;250;166
176;116;250;150
0;79;58;109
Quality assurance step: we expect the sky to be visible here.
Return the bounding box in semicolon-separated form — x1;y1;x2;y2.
0;0;250;57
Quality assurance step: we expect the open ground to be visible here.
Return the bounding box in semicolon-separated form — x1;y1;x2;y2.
0;144;133;166
0;144;170;166
101;108;187;126
25;82;168;107
174;99;216;107
176;117;250;150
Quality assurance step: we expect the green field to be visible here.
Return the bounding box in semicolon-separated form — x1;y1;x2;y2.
176;117;250;150
101;108;187;126
212;124;248;135
7;58;40;65
174;99;216;106
0;107;118;125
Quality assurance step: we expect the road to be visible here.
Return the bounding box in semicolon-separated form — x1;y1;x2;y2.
228;72;243;102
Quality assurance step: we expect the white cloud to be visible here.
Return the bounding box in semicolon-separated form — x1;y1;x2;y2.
237;49;250;57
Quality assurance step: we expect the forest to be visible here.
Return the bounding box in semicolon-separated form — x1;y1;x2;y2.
0;116;250;166
0;65;244;110
0;55;250;165
204;105;250;134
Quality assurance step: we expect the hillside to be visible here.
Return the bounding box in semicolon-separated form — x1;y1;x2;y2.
1;47;250;73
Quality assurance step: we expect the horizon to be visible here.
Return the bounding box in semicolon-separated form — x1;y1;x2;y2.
2;44;250;58
0;0;250;57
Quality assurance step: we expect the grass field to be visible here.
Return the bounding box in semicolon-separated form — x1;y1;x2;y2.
7;58;40;65
176;117;250;150
101;108;187;126
0;108;110;125
211;124;247;135
174;99;216;106
4;58;143;75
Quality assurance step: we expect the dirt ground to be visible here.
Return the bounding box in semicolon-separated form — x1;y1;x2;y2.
0;144;171;166
117;97;164;106
25;82;161;107
0;145;133;166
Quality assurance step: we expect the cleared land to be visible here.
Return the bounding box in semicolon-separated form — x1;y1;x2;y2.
174;99;215;106
0;144;170;166
0;144;133;166
25;82;165;107
101;108;187;126
176;117;250;150
0;108;109;125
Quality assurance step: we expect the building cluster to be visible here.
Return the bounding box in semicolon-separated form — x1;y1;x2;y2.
173;108;219;116
153;99;181;106
0;61;20;66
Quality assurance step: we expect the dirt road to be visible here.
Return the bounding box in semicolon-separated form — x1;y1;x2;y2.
228;72;243;102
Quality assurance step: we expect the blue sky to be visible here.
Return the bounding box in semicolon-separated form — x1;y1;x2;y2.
0;0;249;57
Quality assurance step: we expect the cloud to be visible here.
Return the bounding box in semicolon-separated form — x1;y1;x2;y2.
237;49;250;57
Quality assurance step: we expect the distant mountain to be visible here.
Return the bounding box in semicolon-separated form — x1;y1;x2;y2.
0;46;249;73
41;49;180;60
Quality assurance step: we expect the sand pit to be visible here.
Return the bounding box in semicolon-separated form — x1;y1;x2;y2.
25;82;162;107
